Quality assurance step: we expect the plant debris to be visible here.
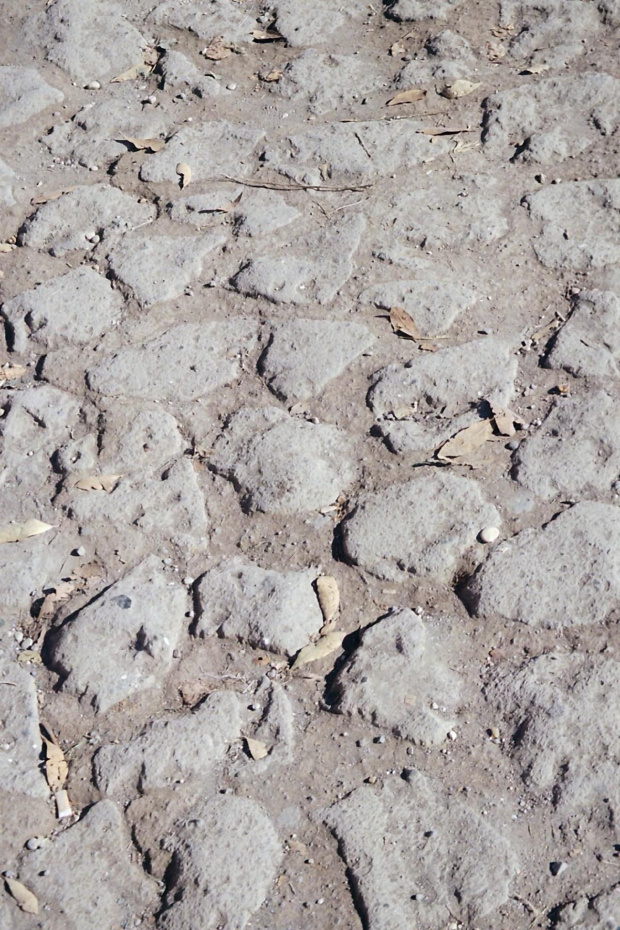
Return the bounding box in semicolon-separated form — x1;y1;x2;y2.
386;87;426;106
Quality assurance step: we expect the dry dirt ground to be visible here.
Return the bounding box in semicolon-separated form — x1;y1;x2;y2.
2;1;620;928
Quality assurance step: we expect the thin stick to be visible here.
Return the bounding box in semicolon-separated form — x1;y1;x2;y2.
220;175;374;192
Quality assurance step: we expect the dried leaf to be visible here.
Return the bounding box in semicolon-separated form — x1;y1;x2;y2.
389;41;406;57
315;576;340;629
522;62;550;75
5;878;38;915
252;27;284;41
39;581;76;620
390;306;421;340
245;737;268;760
490;404;521;437
110;62;150;83
120;135;166;152
0;242;16;253
291;631;346;670
288;838;309;855
41;724;68;792
31;187;77;206
71;560;103;582
438;79;482;100
261;67;284;83
17;650;42;665
436;419;495;460
387;87;426;107
203;36;234;60
0;364;27;381
531;317;561;343
176;162;192;189
75;474;122;492
0;519;54;545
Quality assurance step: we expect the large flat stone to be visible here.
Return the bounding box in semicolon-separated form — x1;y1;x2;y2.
360;278;476;337
149;0;255;41
272;49;386;115
0;66;63;129
0;657;49;798
544;289;620;378
386;0;463;21
140;121;264;183
500;0;603;69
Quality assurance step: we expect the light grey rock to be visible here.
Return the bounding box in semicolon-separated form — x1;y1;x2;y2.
37;0;148;84
19;184;156;256
0;65;63;129
2;267;124;352
360;278;476;337
500;0;603;69
324;773;518;930
232;215;366;305
159;49;221;96
246;681;295;769
108;232;225;306
333;609;461;745
48;556;187;712
368;337;517;418
483;74;620;164
0;157;16;207
464;502;620;627
387;0;463;21
140;121;264;183
0;535;66;615
97;405;185;473
544;289;620;378
273;49;386;115
19;800;158;929
554;886;620;930
168;189;241;227
194;558;323;656
159;795;281;930
87;319;258;401
273;0;349;46
260;319;375;402
342;472;500;582
149;0;255;40
397;30;477;83
211;406;356;514
233;189;301;237
0;657;49;798
94;691;241;796
513;391;620;499
376;410;479;456
525;180;620;271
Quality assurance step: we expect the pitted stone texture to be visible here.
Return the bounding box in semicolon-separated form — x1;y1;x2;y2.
396;30;477;83
2;267;124;352
388;175;510;250
464;502;620;628
87;319;258;401
369;337;517;418
513;391;620;499
232;215;365;305
149;0;255;41
525;180;620;271
37;0;147;84
211;406;355;514
168;189;241;227
333;609;461;745
360;278;476;337
555;886;620;930
0;66;63;129
263;121;450;186
140;121;264;183
159;49;221;96
387;0;463;21
342;473;500;582
108;232;225;306
19;184;156;256
500;0;603;69
195;558;323;656
0;157;16;207
0;536;65;615
97;405;185;473
488;654;620;813
0;657;49;798
544;289;620;378
159;795;282;930
233;189;301;237
94;691;241;796
48;557;187;712
324;773;518;930
260;319;374;402
483;74;620;164
273;0;350;46
273;50;386;115
44;97;168;169
19;800;158;929
243;681;295;770
376;411;478;456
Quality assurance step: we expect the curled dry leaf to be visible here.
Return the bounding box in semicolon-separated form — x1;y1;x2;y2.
490;403;522;437
245;737;268;760
291;630;346;670
17;650;43;665
0;363;27;381
110;62;151;83
261;67;284;82
75;474;122;492
120;135;166;153
39;580;76;620
252;27;284;42
203;36;234;60
0;519;54;545
5;878;39;915
436;418;495;460
315;576;339;630
176;162;192;189
390;306;421;340
387;87;426;106
439;79;482;99
41;724;68;792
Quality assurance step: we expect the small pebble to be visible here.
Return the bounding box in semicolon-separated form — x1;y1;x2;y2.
447;730;457;741
85;81;101;90
550;860;568;876
227;83;237;90
506;439;520;451
479;526;500;544
374;735;386;744
75;546;86;557
21;637;33;649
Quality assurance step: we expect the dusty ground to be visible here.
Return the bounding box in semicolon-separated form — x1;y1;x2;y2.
1;1;620;928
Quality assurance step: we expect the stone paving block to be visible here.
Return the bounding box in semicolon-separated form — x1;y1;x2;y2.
544;289;620;377
0;657;49;798
159;49;221;96
140;121;264;183
0;157;16;207
500;0;603;68
149;0;255;41
272;49;386;115
360;278;476;337
387;0;463;21
396;29;477;83
97;405;185;473
273;0;350;46
0;65;63;129
233;189;301;237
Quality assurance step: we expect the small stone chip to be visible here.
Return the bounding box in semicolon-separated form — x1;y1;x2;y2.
479;526;500;543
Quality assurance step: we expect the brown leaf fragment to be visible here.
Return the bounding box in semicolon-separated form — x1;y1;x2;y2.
291;631;346;670
252;27;284;42
387;87;426;106
110;62;151;83
531;316;561;343
39;581;76;620
17;650;43;665
438;79;482;99
203;36;234;60
490;403;523;436
31;186;77;205
71;560;103;582
521;62;550;75
245;737;268;760
41;724;68;792
120;135;166;153
176;162;192;189
0;363;27;381
315;576;340;631
261;67;284;82
5;878;38;915
75;474;122;492
389;41;406;57
390;306;421;340
436;419;495;460
0;519;54;544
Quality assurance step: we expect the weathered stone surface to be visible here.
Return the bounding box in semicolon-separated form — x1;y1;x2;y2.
94;691;241;796
273;50;386;115
324;773;518;930
108;232;225;306
360;278;476;337
526;180;620;271
48;557;187;712
195;558;323;656
0;657;49;798
545;289;620;378
260;319;374;402
273;0;349;46
513;391;620;499
211;407;355;514
149;0;255;41
500;0;603;69
464;502;620;627
396;30;476;83
376;410;478;456
2;267;124;351
140;121;264;183
555;886;620;930
342;473;500;582
87;319;258;401
0;536;65;616
19;185;156;255
241;681;295;770
168;189;241;227
159;795;282;930
159;49;220;96
96;405;185;473
333;609;461;745
483;74;620;163
0;65;63;129
368;337;517;418
233;189;301;237
19;800;158;929
387;0;463;21
0;157;16;207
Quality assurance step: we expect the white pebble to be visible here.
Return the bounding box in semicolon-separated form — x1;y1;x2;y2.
447;730;457;741
85;81;101;90
226;83;237;90
479;526;500;544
